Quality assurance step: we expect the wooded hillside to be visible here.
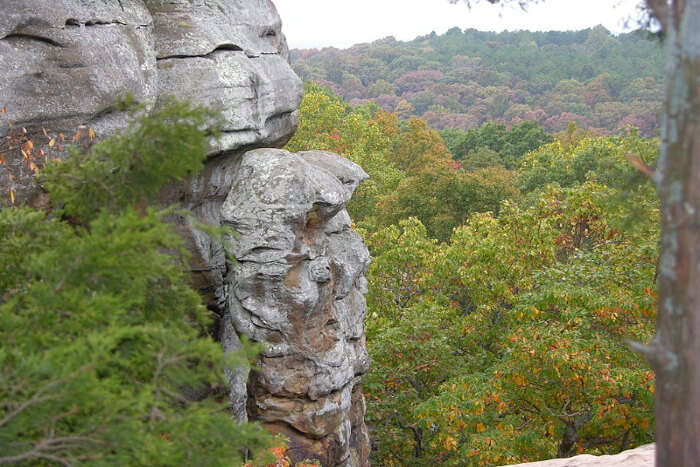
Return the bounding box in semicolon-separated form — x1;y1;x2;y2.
291;26;664;135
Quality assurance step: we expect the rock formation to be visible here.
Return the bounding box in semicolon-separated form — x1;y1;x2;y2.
221;149;371;465
1;0;301;205
504;443;654;467
0;1;371;465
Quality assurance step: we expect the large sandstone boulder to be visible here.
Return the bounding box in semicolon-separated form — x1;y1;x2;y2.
0;0;302;206
0;2;371;466
150;0;301;152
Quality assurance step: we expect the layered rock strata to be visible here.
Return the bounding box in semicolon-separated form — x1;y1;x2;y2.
0;2;371;465
222;149;371;466
1;0;300;205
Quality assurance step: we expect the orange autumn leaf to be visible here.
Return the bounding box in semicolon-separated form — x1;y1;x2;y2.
271;446;286;460
625;153;655;177
443;435;458;451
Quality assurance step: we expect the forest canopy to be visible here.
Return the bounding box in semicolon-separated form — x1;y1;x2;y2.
287;83;659;465
290;26;663;135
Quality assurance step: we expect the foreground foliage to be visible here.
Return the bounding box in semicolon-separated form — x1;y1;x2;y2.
0;101;274;465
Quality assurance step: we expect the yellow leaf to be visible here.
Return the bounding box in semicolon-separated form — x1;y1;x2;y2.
88;127;96;141
9;188;15;205
476;422;486;433
48;138;56;148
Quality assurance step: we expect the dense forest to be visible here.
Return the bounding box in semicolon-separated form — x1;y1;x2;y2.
286;83;658;465
290;27;664;135
0;9;672;465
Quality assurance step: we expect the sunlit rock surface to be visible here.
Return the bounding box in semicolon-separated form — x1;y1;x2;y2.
504;443;654;467
0;2;372;466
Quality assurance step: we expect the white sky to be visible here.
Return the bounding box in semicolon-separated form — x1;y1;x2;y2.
273;0;647;49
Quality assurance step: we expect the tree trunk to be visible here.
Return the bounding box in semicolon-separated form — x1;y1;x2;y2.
649;0;700;464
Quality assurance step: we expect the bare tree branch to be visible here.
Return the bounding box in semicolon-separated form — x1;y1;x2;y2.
0;364;92;429
0;436;104;465
645;0;670;31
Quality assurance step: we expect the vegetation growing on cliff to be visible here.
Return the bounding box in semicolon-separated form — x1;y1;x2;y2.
0;101;276;465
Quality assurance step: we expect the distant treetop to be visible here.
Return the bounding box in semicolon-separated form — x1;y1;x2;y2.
290;27;663;135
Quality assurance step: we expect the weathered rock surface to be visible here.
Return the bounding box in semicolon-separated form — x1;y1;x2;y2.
220;149;371;466
0;0;302;206
150;0;301;153
504;443;654;467
0;0;157;206
0;2;372;466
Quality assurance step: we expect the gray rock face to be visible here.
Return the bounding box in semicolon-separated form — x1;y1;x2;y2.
220;149;371;466
0;3;372;465
151;0;301;152
0;0;302;206
0;0;157;206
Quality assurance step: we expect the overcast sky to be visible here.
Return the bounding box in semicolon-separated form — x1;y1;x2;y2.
273;0;647;49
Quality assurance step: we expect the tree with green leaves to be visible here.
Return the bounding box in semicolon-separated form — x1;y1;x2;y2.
286;83;405;229
0;99;275;465
363;132;659;465
455;4;700;463
440;121;553;169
